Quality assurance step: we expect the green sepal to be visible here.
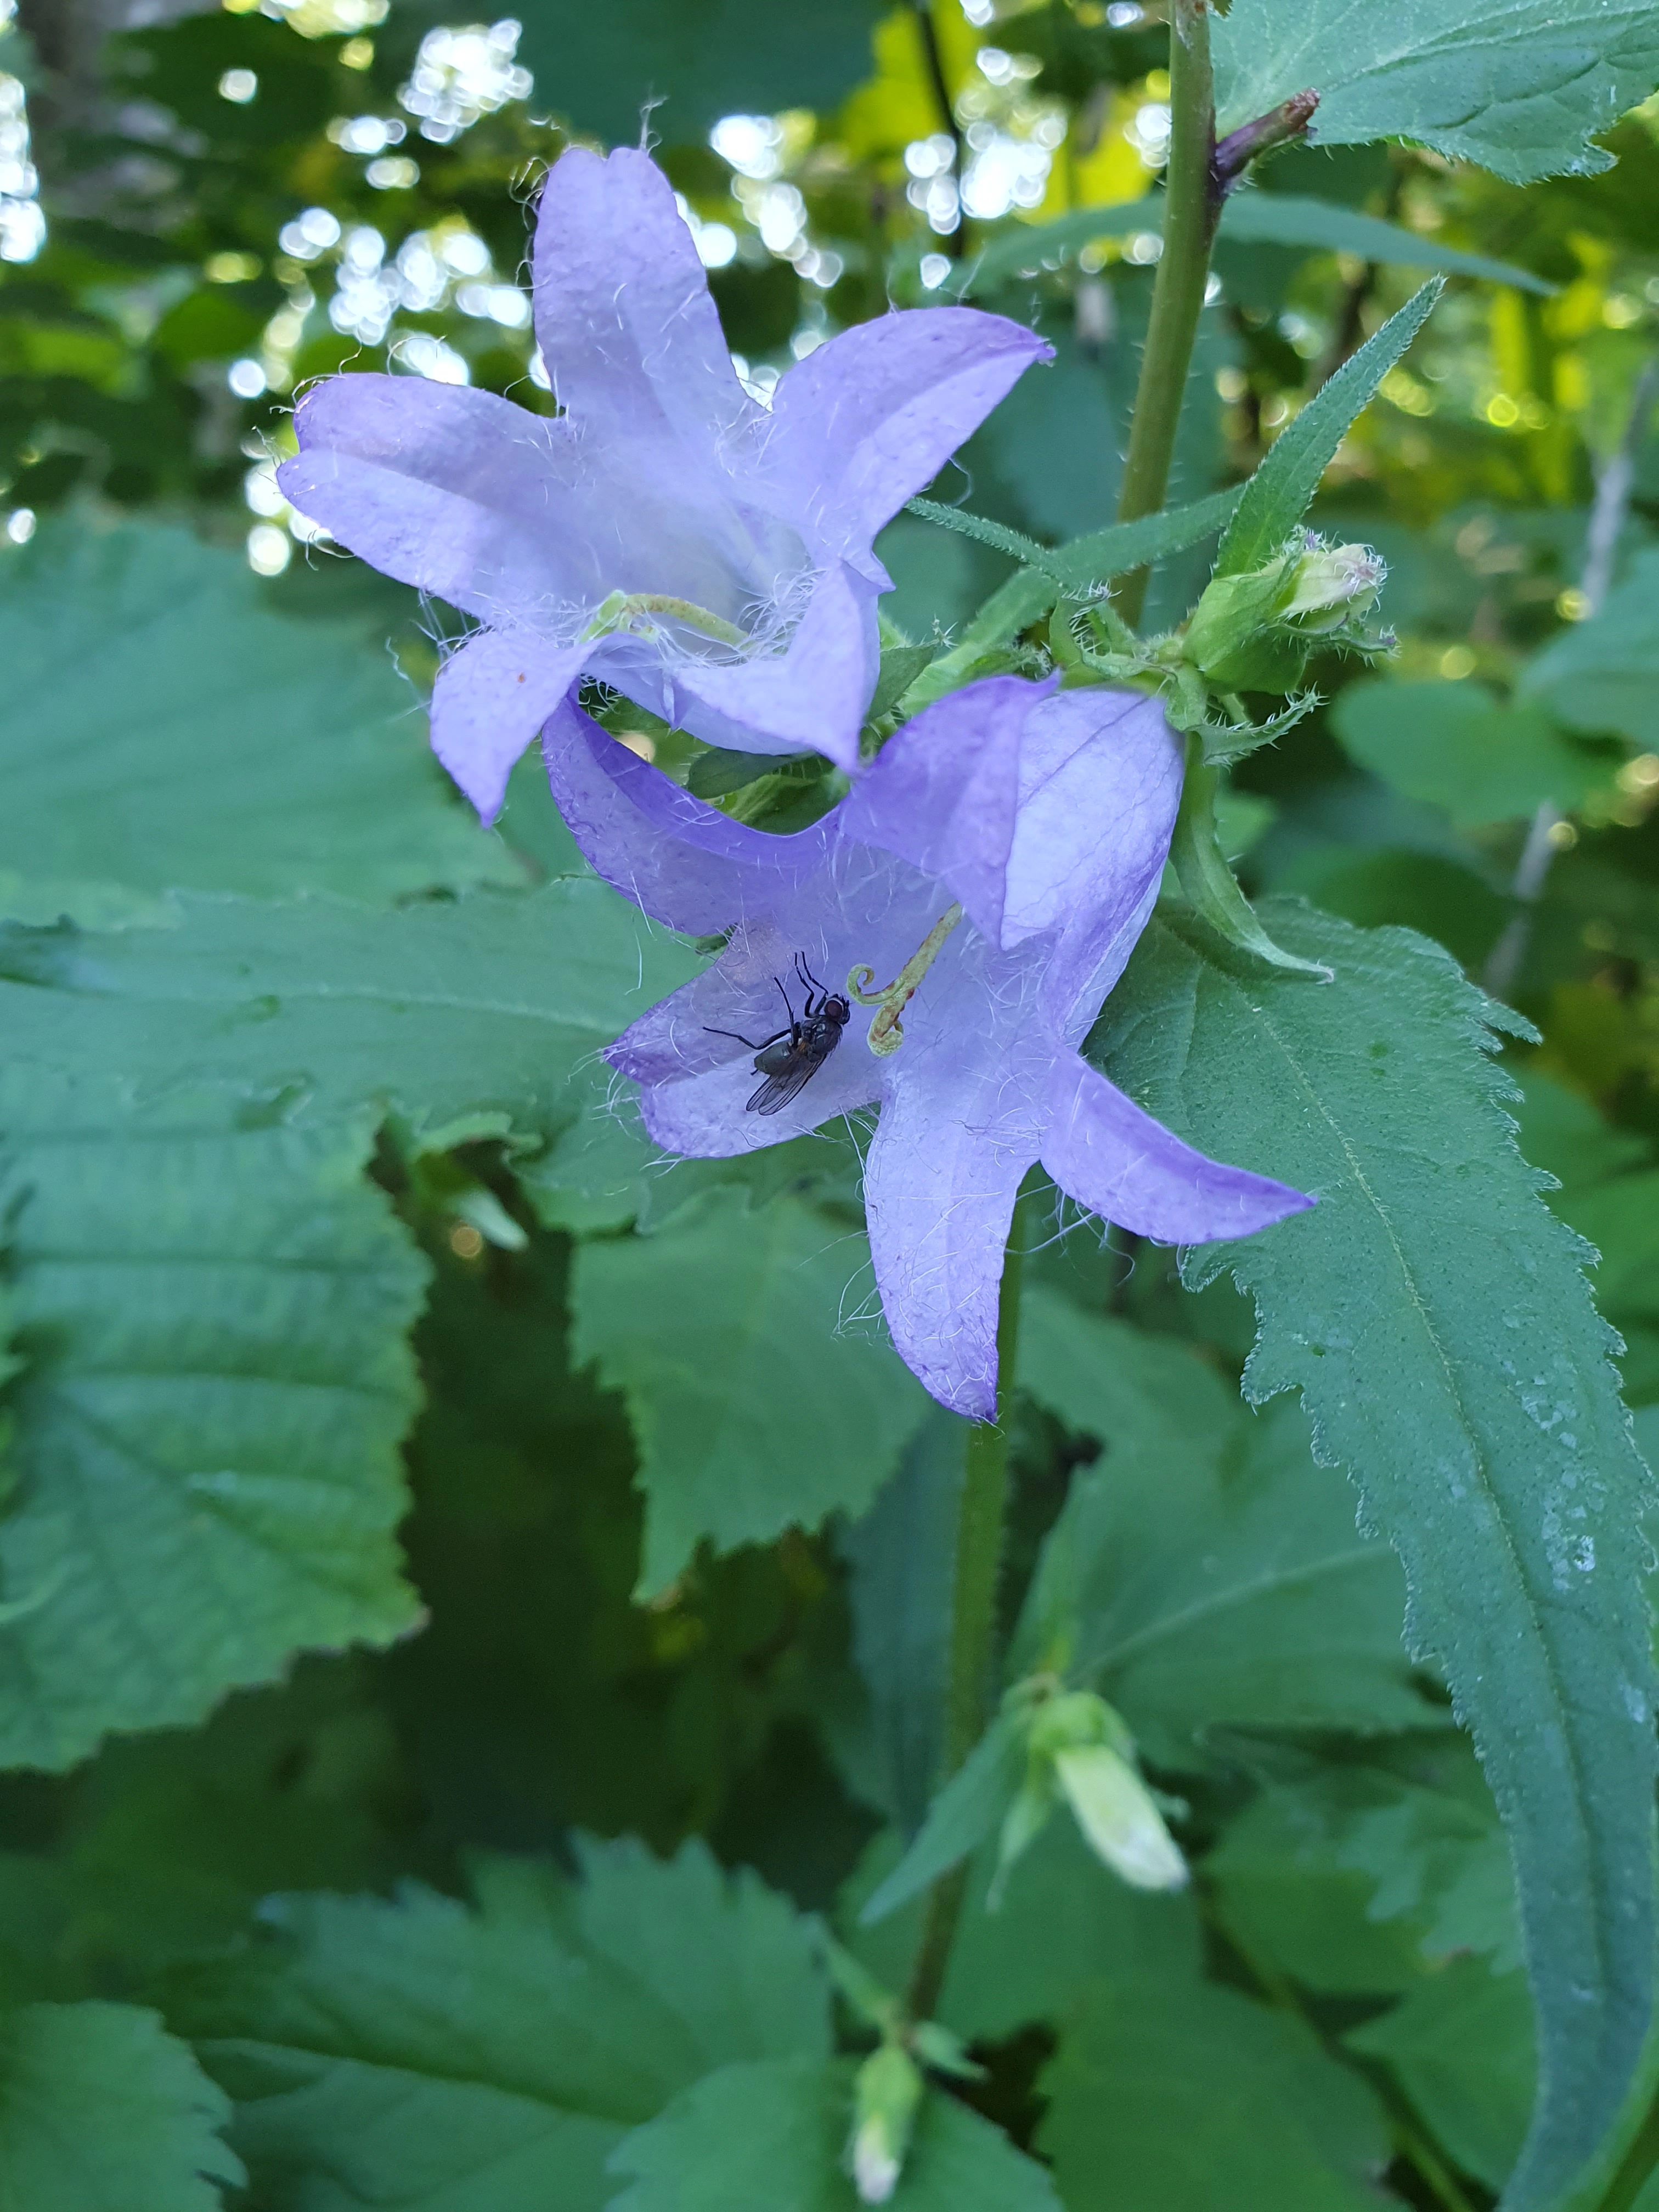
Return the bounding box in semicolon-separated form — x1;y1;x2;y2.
1171;742;1333;980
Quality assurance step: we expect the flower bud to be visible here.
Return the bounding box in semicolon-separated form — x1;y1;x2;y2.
1052;1743;1189;1892
1279;538;1386;633
849;2045;924;2205
1183;534;1389;690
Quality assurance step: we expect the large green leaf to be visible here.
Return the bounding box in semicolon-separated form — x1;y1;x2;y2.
1038;1967;1392;2211
1015;1290;1433;1763
571;1189;929;1594
1521;544;1659;748
0;1999;243;2211
0;1074;426;1771
1334;679;1619;825
1212;0;1659;183
0;521;514;924
1090;899;1658;2212
608;2055;1061;2212
0;881;700;1176
177;1839;830;2212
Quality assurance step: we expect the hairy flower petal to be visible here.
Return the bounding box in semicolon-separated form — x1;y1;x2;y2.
433;629;588;822
279;149;1045;816
1040;1052;1312;1242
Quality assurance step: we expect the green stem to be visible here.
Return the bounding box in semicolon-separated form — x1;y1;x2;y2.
905;1183;1035;2023
1114;0;1219;627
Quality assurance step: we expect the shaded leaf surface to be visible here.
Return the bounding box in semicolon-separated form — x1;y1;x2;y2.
1016;1290;1430;1763
1090;899;1658;2212
571;1190;929;1593
0;521;512;923
0;1073;425;1771
1334;679;1617;825
608;2055;1061;2212
1347;1959;1536;2191
1522;543;1659;748
178;1841;829;2212
1214;0;1659;183
1039;1967;1392;2211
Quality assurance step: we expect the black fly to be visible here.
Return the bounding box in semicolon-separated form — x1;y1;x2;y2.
706;952;851;1116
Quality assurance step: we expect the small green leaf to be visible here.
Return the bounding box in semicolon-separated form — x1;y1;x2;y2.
857;1709;1028;1927
1213;0;1659;183
1219;191;1553;291
571;1190;929;1595
1214;283;1442;580
0;519;515;922
0;1077;426;1771
867;642;939;723
176;1840;830;2212
1334;679;1618;824
1089;900;1658;2212
686;748;819;799
1347;1959;1536;2191
1039;1970;1392;2211
607;2055;1062;2212
1521;545;1659;749
901;498;1060;577
0;2000;244;2211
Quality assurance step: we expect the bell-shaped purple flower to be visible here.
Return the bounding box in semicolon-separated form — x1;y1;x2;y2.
541;675;1313;1418
278;147;1049;821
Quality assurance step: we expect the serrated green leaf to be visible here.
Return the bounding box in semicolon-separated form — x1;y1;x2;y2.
1213;0;1659;183
0;520;514;922
1089;900;1658;2212
1521;544;1659;748
1039;1968;1392;2211
0;1074;425;1772
606;2054;1062;2212
1215;284;1442;579
0;879;699;1172
1014;1291;1431;1762
1218;191;1553;290
177;1839;829;2212
1347;1959;1536;2191
1334;679;1619;825
0;1999;244;2210
857;1708;1026;1926
571;1190;929;1595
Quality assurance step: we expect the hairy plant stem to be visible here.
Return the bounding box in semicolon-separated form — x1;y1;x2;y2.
1113;0;1219;627
905;1183;1035;2023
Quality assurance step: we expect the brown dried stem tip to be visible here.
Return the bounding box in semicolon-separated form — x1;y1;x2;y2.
1215;88;1319;194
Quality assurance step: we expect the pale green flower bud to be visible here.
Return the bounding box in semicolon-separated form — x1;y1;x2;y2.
1279;538;1386;632
1052;1742;1189;1892
849;2045;923;2205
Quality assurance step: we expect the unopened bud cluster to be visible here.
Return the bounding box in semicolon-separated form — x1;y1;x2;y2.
1183;532;1392;692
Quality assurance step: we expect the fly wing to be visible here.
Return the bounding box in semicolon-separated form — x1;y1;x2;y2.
748;1049;826;1116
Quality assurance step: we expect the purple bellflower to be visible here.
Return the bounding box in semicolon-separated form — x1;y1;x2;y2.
541;674;1313;1419
278;147;1049;821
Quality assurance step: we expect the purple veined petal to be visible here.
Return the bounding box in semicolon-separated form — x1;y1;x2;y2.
840;674;1049;941
761;307;1053;573
431;628;588;823
1003;689;1182;947
540;693;834;935
861;1015;1052;1421
278;374;586;625
532;146;755;460
667;560;881;773
1040;1049;1314;1243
